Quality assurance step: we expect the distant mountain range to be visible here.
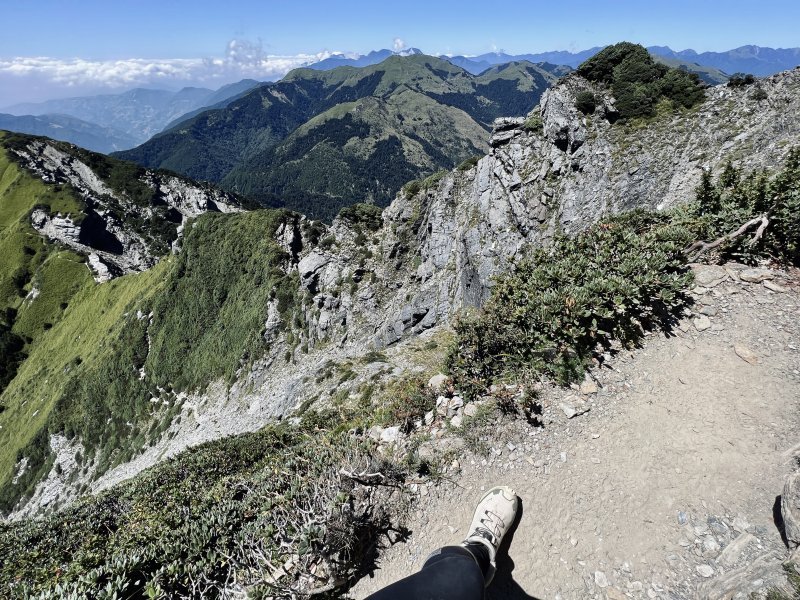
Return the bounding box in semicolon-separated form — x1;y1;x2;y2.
0;113;137;153
647;45;800;77
116;55;562;221
2;81;262;147
311;44;799;79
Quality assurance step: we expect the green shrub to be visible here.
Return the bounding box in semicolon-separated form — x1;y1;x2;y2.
727;73;756;87
751;85;768;101
679;149;800;265
421;170;448;191
446;210;693;398
337;203;384;231
377;375;438;433
575;91;597;114
0;323;25;394
576;42;705;120
523;113;543;132
457;155;481;171
402;179;422;198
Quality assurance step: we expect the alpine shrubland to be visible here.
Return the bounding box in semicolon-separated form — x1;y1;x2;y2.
447;149;800;400
576;42;706;119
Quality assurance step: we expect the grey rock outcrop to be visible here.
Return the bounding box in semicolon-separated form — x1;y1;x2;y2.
10;138;241;280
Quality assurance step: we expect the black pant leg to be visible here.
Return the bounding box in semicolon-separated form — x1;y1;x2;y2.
365;546;486;600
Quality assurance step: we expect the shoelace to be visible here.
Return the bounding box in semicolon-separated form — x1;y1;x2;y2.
473;509;505;546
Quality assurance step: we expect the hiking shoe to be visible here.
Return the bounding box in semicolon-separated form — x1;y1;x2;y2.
462;485;519;566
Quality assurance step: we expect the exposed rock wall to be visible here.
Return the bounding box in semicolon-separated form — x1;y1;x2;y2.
10;139;241;280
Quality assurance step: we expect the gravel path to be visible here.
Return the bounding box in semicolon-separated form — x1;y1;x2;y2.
351;265;800;599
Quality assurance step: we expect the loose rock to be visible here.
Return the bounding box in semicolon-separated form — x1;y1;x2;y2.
782;473;800;548
739;267;774;283
693;315;712;331
734;344;759;365
594;570;609;588
696;564;715;578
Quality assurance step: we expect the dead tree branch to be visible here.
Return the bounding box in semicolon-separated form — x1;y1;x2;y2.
684;215;769;262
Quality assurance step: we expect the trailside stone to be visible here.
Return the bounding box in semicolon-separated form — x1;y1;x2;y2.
380;426;401;444
739;267;774;283
696;564;715;578
764;280;788;293
734;344;759;365
782;472;800;549
594;570;609;588
693;315;712;331
691;264;728;288
719;533;755;566
427;373;448;393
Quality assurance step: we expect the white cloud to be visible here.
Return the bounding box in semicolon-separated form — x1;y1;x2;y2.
0;40;342;104
392;37;407;52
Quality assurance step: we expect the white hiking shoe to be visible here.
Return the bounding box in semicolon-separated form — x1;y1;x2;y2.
462;485;519;584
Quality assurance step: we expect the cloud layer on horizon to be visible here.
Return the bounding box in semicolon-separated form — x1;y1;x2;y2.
0;40;352;106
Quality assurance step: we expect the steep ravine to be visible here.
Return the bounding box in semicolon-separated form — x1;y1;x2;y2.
8;68;800;520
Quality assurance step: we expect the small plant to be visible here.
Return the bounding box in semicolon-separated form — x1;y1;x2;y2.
575;91;597;114
402;179;422;198
457;155;481;172
523;113;543;132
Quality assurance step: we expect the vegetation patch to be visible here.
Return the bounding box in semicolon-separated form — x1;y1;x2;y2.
0;207;302;512
0;424;407;599
577;42;706;120
337;203;383;231
682;148;800;265
446;210;693;398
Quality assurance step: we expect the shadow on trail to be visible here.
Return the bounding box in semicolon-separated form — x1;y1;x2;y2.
488;498;542;600
774;494;789;547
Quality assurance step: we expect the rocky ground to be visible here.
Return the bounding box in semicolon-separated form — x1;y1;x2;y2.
350;263;800;600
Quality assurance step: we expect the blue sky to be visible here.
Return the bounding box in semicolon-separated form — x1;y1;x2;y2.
1;0;798;105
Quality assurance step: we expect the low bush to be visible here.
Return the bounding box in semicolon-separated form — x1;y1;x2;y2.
681;148;800;265
575;91;597;114
457;155;481;171
523;113;543;132
337;203;384;231
728;73;756;87
446;210;694;398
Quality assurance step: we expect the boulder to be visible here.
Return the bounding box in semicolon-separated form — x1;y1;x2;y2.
782;472;800;548
739;267;774;283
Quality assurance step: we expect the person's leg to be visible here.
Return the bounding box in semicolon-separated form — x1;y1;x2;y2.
364;486;518;600
365;545;486;600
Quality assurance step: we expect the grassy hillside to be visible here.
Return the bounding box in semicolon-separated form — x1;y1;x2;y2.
0;135;301;512
116;54;559;221
0;207;301;513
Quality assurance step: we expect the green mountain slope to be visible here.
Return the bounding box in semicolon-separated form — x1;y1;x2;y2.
0;132;262;513
116;55;560;220
652;55;730;85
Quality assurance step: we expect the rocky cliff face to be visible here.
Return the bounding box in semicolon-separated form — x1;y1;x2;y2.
8;137;241;281
81;69;800;499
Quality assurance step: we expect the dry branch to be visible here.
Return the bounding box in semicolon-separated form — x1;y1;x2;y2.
684;214;769;262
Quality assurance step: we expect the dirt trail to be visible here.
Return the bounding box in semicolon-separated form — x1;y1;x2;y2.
351;267;800;600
